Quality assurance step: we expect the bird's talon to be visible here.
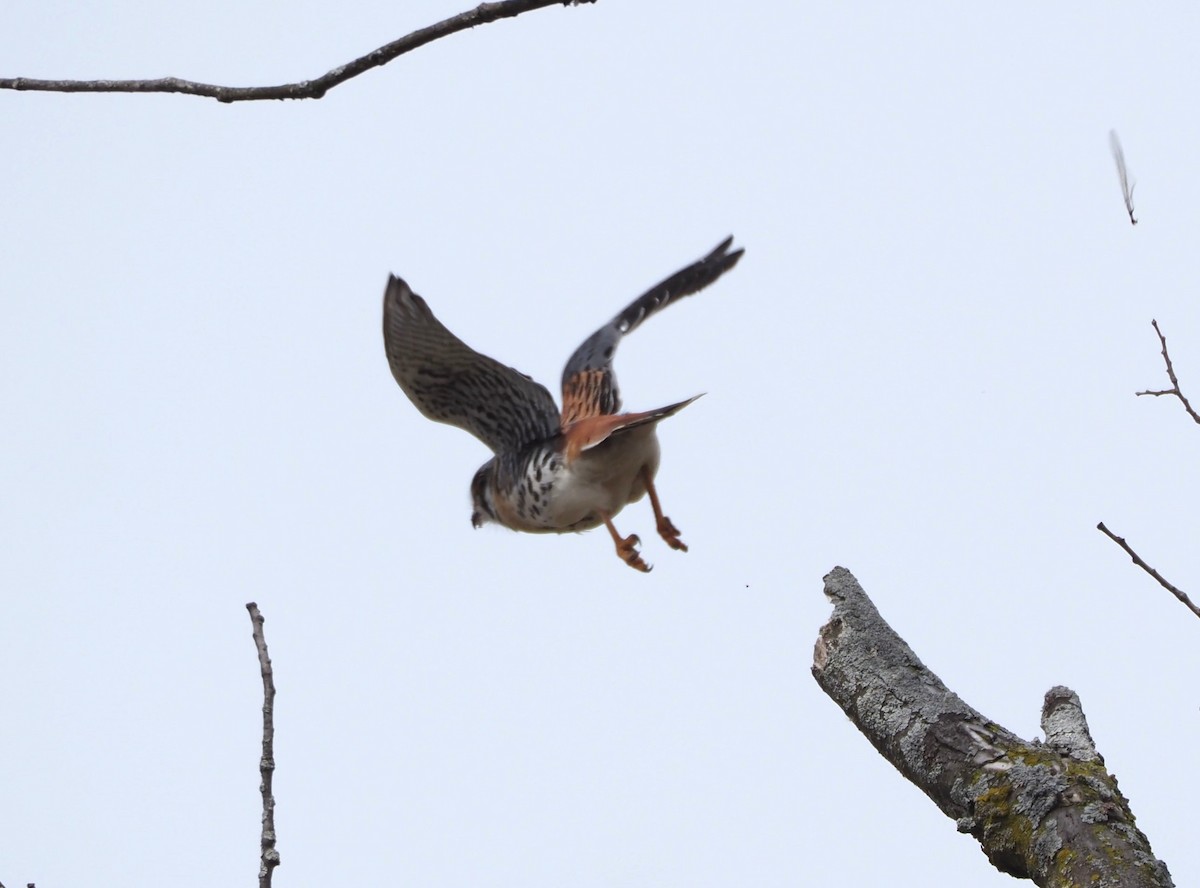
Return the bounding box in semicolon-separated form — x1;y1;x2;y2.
657;516;688;552
614;533;651;572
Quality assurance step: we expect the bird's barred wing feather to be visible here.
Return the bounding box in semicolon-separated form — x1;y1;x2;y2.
384;275;560;453
560;237;743;424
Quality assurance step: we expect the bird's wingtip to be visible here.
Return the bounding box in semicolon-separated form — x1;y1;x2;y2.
711;235;745;267
384;274;427;313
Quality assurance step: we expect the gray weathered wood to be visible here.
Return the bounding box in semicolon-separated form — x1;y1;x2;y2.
813;567;1173;887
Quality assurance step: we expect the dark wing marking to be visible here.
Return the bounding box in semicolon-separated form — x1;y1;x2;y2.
383;275;560;454
560;236;744;424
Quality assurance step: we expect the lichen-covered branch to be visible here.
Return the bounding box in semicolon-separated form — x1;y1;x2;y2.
1136;320;1200;424
0;0;596;104
246;603;280;888
812;567;1173;887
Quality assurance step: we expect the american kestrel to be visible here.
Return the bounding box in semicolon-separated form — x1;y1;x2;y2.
383;237;743;571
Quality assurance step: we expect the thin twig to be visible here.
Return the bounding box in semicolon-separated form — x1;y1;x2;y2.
1109;129;1137;225
1096;522;1200;620
0;0;596;104
246;603;280;887
1135;319;1200;424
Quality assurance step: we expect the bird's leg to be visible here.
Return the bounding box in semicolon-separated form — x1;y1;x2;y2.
603;514;651;572
640;466;687;552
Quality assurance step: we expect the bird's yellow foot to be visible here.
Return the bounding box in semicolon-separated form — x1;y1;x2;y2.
615;532;651;572
604;515;652;572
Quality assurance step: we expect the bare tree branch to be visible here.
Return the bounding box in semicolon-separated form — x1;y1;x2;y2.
1109;129;1138;226
246;602;280;888
1096;522;1200;620
1136;319;1200;424
0;0;596;104
813;567;1174;887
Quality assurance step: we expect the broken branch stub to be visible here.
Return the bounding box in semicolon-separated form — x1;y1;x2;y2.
812;567;1172;887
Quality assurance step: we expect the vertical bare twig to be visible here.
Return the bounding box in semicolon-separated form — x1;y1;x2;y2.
1109;130;1138;225
246;603;280;887
1135;319;1200;424
1096;523;1200;620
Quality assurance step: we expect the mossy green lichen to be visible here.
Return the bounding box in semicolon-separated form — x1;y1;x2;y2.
961;741;1166;885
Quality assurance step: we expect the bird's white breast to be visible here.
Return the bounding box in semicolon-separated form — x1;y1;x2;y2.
506;426;662;533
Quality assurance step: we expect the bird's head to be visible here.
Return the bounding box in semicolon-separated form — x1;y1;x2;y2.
470;461;498;529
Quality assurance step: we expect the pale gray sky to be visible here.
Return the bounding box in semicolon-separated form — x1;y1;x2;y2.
3;2;1198;885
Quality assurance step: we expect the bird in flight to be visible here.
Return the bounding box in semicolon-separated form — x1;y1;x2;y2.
383;237;744;571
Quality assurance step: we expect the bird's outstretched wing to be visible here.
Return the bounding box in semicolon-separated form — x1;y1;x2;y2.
384;275;560;453
560;237;744;424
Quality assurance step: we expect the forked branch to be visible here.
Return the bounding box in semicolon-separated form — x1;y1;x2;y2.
0;0;595;103
1136;319;1200;424
812;567;1173;886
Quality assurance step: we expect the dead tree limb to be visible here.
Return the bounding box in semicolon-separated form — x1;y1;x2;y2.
246;603;280;888
1096;522;1200;620
1136;319;1200;424
812;567;1173;887
0;0;596;104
